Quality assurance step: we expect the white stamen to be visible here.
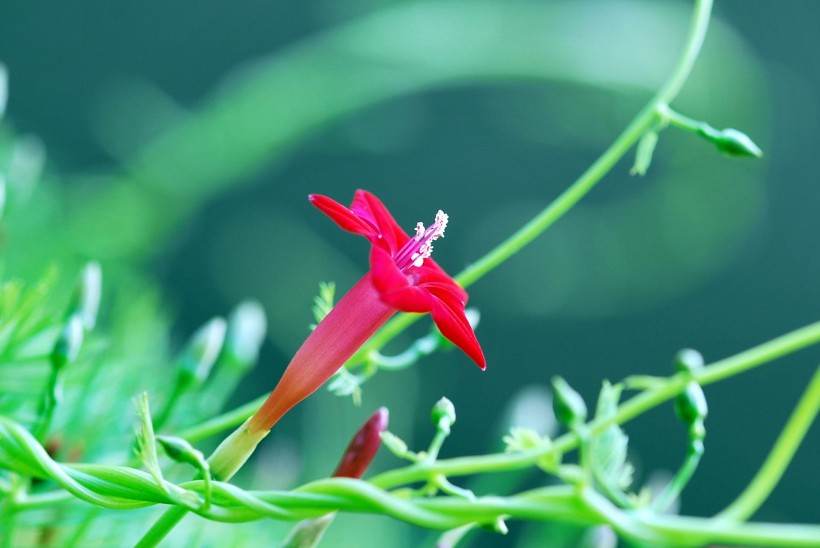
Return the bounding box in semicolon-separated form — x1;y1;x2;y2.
433;210;448;238
395;209;450;271
414;222;425;241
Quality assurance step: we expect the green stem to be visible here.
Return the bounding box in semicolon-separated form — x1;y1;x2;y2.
659;104;710;133
178;394;266;443
652;444;703;513
152;379;187;432
32;367;61;441
134;506;188;548
136;419;269;546
717;365;820;521
131;2;721;542
370;320;820;489
175;0;717;446
348;0;713;370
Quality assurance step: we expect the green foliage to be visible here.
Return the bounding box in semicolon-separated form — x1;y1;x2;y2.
502;427;559;473
134;393;165;491
630;129;659;176
311;282;335;327
589;382;634;500
0;1;817;547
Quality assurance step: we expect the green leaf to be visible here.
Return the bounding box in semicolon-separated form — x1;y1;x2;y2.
326;367;363;404
503;427;559;473
311;281;335;327
630;129;659;176
133;393;167;494
590;381;634;494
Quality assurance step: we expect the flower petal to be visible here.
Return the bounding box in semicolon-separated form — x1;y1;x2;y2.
359;191;410;252
310;193;379;242
411;261;469;304
370;246;433;312
430;293;486;370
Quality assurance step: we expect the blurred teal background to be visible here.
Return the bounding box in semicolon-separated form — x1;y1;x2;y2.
1;0;818;545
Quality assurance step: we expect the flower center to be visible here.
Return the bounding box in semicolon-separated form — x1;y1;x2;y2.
393;210;448;271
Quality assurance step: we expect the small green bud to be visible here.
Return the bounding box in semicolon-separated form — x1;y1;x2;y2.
380;431;411;459
673;348;704;374
156;435;207;469
223;301;266;371
69;262;102;330
480;517;508;535
552;377;587;427
675;381;708;426
177;318;227;387
51;315;84;370
712;128;763;158
698;125;762;158
431;397;457;429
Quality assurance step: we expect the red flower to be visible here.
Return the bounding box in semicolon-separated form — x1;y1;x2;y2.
248;190;484;433
310;190;485;368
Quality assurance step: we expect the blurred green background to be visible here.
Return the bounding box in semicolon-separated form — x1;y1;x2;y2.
1;0;818;545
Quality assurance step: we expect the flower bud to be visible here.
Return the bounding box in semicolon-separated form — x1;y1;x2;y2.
222;301;266;371
431;397;456;429
711;128;763;158
51;315;84;370
673;348;704;375
177;318;227;387
333;407;389;479
675;381;708;426
552;377;587;427
380;431;410;459
69;262;102;330
156;435;207;469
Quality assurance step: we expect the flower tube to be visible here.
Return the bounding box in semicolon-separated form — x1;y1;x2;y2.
210;190;484;480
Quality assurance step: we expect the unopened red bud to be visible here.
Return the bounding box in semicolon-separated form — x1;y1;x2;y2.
333;407;389;479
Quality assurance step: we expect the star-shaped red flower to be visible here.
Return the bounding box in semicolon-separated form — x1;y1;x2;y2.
249;190;484;433
310;190;485;368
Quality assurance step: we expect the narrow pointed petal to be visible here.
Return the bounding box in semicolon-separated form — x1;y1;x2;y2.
430;296;486;370
359;190;409;252
310;193;379;241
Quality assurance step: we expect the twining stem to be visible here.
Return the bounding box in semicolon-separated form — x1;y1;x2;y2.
174;0;718;447
138;1;717;543
348;0;714;369
717;365;820;522
369;321;820;489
